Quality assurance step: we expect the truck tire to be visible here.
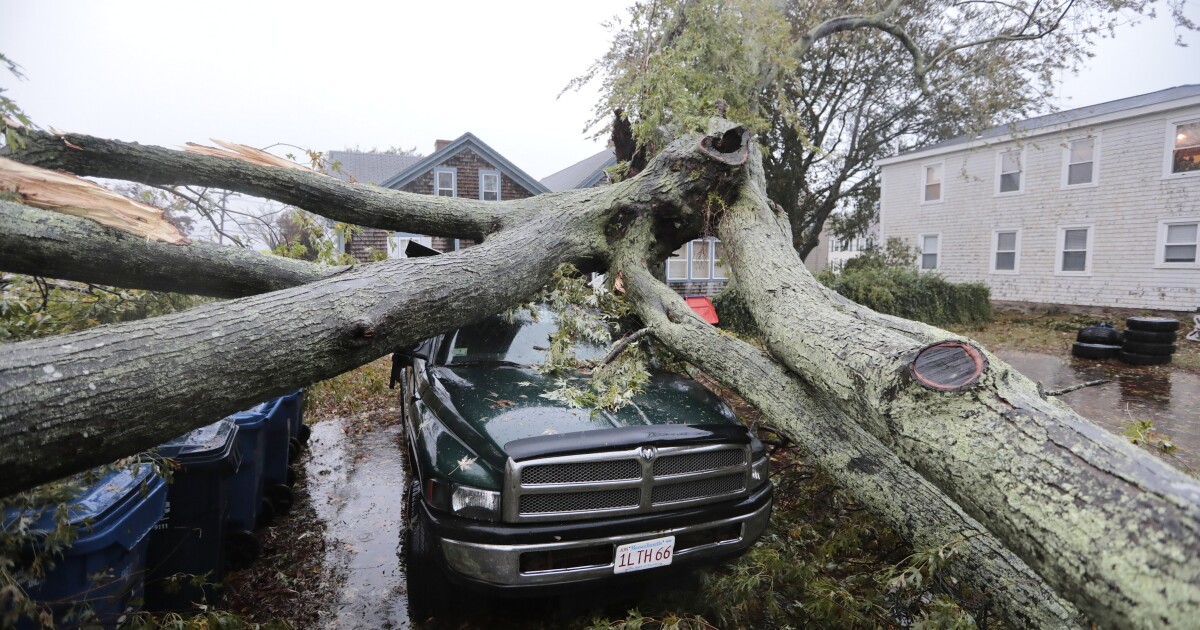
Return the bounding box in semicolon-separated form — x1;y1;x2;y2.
1122;341;1177;356
406;481;452;623
1076;326;1122;344
1118;351;1171;366
1123;329;1177;343
1071;343;1121;359
1125;317;1181;332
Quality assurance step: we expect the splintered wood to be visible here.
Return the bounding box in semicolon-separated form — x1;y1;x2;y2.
0;157;188;244
184;139;316;172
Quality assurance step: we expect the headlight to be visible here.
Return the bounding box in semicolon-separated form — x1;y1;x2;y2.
751;456;769;487
451;484;502;521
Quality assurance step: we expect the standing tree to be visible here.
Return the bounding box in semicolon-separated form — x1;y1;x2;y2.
1;2;1198;627
569;0;1179;257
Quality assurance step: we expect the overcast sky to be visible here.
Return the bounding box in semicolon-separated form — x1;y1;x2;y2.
1;1;1197;181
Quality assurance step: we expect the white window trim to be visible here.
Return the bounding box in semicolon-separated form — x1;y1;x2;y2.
918;232;941;272
994;147;1026;196
1061;134;1100;189
920;161;945;204
665;238;728;282
434;167;457;197
1163;117;1200;179
479;169;501;201
1155;217;1200;268
1055;225;1094;276
989;228;1021;275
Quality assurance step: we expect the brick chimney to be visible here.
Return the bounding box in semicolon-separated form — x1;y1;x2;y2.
434;139;452;151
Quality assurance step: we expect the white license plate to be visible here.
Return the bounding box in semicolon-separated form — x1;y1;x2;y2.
613;536;675;574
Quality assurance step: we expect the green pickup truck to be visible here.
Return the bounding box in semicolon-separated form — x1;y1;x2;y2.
392;307;773;617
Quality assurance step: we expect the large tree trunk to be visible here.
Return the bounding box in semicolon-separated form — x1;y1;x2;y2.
1;124;1196;628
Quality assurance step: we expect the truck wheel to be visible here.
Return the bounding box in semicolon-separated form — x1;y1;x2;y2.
406;481;452;623
1071;342;1120;359
1118;351;1171;366
1076;326;1121;344
1122;341;1177;356
1126;317;1181;332
1123;329;1177;344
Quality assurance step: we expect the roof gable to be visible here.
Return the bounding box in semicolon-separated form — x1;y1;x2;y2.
541;148;617;192
380;132;549;195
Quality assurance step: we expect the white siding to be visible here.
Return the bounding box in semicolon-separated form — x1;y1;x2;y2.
880;104;1200;312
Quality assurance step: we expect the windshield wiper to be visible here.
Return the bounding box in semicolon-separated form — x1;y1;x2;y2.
444;360;528;368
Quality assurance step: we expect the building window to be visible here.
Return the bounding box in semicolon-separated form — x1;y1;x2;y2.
1057;226;1092;274
997;149;1023;194
922;163;943;203
1157;219;1199;265
434;168;456;197
991;229;1020;273
919;233;939;271
480;170;501;201
1064;137;1096;186
665;238;728;281
1170;120;1200;175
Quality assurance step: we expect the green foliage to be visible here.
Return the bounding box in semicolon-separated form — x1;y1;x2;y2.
0;53;34;151
271;210;358;266
816;240;992;327
1123;418;1197;478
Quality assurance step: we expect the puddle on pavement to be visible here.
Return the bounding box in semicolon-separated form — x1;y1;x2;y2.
306;418;411;629
998;350;1200;467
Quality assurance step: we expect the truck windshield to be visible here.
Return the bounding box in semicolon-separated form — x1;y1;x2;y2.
442;308;608;367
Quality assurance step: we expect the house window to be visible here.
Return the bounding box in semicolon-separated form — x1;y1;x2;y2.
997;149;1023;194
1065;138;1096;186
1171;120;1200;174
922;163;943;203
480;171;501;201
991;229;1020;273
665;238;728;281
1158;219;1199;265
1057;226;1092;274
434;168;456;197
919;234;940;271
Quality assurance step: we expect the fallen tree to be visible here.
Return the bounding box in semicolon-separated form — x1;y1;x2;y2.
3;4;1199;627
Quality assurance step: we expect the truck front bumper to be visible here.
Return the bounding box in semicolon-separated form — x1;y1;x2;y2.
428;482;772;592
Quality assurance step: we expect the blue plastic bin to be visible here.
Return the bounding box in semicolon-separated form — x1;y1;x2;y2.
225;409;267;566
145;418;241;612
2;464;167;629
254;397;295;516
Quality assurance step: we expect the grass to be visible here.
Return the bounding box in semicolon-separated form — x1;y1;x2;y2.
947;311;1200;372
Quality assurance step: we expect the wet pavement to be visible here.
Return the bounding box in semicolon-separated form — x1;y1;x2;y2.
306;418;411;629
998;350;1200;467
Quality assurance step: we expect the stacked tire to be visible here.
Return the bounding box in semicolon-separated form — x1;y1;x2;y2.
1119;317;1180;366
1072;324;1122;359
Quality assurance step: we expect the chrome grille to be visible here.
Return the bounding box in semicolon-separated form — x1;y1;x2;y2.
505;443;753;523
654;449;745;476
519;488;640;514
522;459;640;484
652;474;745;504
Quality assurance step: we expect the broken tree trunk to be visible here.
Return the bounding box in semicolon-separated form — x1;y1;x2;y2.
716;150;1200;628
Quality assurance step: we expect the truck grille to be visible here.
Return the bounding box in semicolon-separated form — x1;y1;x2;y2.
504;444;751;523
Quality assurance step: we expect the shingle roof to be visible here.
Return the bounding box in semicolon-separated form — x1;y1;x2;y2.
540;148;617;192
885;84;1200;163
380;132;550;195
323;151;423;185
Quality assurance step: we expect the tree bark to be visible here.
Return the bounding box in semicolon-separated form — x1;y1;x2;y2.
717;150;1200;628
613;236;1082;628
0;201;345;298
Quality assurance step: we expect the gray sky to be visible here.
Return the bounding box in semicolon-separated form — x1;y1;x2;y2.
1;1;1197;181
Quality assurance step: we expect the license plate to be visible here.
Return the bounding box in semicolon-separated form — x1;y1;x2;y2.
613;536;675;574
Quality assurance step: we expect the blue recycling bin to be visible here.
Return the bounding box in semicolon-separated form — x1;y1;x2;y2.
2;464;167;629
288;390;310;446
225;409;268;566
145;418;241;612
254;396;295;516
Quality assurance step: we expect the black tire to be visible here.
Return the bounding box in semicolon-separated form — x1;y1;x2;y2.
288;438;301;462
1126;317;1181;332
297;423;312;444
1076;326;1122;344
406;481;452;623
286;466;298;488
1123;329;1178;343
1122;341;1177;355
1118;351;1172;366
1071;342;1121;359
225;529;261;569
256;498;276;530
267;483;295;515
